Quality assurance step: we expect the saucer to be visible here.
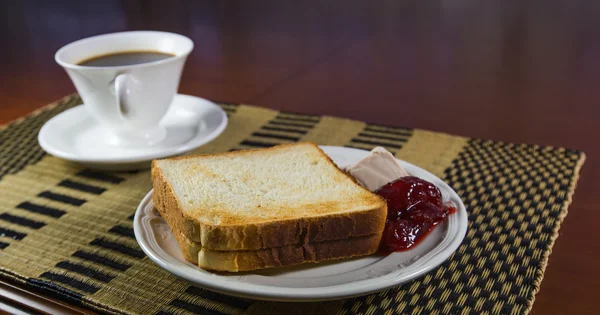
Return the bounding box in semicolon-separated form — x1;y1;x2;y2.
38;94;228;170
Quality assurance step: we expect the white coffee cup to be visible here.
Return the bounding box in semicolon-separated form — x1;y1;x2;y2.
55;31;194;147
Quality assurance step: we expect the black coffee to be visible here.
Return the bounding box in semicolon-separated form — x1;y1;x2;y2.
77;50;175;67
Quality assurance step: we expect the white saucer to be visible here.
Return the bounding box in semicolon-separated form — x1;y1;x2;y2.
38;94;227;170
133;146;468;302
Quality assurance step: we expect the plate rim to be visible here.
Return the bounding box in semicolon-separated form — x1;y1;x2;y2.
37;94;228;164
134;146;468;301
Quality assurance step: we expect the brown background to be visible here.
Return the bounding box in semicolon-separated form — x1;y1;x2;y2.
0;0;597;314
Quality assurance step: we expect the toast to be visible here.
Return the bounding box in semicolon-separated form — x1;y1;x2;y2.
164;214;382;270
198;234;382;272
151;142;387;271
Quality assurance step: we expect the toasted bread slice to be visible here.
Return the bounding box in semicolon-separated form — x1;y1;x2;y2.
152;143;387;252
198;234;382;272
165;220;380;270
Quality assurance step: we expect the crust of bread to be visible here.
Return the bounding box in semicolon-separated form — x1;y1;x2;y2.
198;233;382;272
171;228;203;264
151;142;387;251
163;224;382;269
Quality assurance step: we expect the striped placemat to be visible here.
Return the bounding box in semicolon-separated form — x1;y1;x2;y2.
0;94;585;314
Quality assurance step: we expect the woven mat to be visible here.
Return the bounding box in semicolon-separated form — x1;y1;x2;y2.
0;95;585;315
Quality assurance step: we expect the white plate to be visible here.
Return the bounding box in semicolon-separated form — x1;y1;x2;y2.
38;94;227;170
134;146;468;301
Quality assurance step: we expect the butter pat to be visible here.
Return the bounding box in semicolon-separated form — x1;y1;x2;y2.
343;147;409;191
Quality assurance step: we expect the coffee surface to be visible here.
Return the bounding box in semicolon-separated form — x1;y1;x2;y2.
78;51;174;67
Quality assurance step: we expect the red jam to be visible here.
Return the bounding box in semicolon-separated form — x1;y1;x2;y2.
375;176;456;252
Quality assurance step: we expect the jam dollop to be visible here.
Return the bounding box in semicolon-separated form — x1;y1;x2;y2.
376;176;456;252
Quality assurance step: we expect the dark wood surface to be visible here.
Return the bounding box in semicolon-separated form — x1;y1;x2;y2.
0;281;89;315
0;1;598;314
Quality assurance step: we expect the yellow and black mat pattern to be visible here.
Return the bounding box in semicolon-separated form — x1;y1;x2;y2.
0;95;585;314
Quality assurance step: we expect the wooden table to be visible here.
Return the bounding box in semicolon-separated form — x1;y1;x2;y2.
0;1;597;314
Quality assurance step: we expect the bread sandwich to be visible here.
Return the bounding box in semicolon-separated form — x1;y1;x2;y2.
151;142;387;272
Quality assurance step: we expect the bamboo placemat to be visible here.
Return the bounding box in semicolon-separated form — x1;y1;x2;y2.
0;95;585;314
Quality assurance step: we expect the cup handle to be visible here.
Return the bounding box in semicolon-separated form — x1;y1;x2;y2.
114;73;131;118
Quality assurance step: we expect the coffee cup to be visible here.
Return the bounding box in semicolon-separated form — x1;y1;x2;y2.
55;31;194;147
